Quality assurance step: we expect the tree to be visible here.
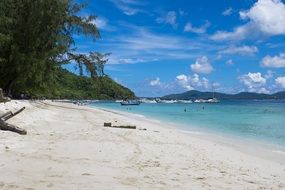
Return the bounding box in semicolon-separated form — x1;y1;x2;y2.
0;0;100;95
68;52;110;78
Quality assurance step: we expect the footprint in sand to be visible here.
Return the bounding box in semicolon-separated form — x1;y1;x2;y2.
47;183;54;188
82;173;92;176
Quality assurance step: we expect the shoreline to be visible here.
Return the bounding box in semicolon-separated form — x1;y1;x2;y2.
1;100;285;189
91;105;285;164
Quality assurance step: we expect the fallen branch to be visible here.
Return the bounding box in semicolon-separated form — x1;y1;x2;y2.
1;107;25;121
0;119;27;135
0;111;12;119
0;107;27;135
103;122;136;129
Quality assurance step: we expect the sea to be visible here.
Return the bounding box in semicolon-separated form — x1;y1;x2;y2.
90;100;285;149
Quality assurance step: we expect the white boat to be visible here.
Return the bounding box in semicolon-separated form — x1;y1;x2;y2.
140;98;157;104
178;100;193;103
206;98;220;103
161;100;178;103
120;100;141;106
194;99;207;103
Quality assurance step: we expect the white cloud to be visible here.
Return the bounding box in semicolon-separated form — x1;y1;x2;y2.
102;27;217;64
226;59;234;65
89;17;116;31
239;72;268;93
258;87;270;94
149;77;161;86
156;11;177;28
176;74;194;90
275;76;285;87
176;73;210;90
110;0;143;15
184;21;210;34
210;24;253;41
222;7;233;16
261;53;285;68
264;70;275;79
219;45;258;56
211;0;285;41
91;17;107;29
190;74;210;88
240;0;285;35
190;56;213;74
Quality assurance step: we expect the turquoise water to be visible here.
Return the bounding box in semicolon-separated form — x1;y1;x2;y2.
90;100;285;147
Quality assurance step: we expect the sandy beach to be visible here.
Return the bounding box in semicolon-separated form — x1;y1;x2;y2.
1;100;285;190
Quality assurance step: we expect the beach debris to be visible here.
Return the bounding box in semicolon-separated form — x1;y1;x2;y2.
0;107;27;135
103;122;112;127
138;128;147;131
103;122;136;129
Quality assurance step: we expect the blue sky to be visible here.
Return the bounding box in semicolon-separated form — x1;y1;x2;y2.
69;0;285;97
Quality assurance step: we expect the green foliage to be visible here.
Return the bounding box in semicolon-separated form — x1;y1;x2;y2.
0;0;135;99
24;69;135;100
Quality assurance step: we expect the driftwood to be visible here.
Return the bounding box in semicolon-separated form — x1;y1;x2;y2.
0;107;27;135
103;122;136;129
0;111;13;119
0;119;27;135
1;107;25;121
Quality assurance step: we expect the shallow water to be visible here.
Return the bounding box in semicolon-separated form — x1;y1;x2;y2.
90;100;285;148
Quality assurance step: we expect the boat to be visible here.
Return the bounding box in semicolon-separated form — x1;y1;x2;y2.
194;99;207;103
206;98;220;103
161;100;178;103
155;98;162;103
140;98;157;104
120;100;141;106
178;100;193;103
206;85;220;103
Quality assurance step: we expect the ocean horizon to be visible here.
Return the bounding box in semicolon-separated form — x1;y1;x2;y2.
90;100;285;149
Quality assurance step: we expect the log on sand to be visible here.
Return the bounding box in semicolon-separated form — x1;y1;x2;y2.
0;107;27;135
103;122;136;129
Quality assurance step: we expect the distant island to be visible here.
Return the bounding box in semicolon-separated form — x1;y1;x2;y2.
161;90;285;100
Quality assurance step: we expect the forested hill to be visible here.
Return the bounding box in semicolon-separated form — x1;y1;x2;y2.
0;0;135;100
22;68;135;100
162;90;285;100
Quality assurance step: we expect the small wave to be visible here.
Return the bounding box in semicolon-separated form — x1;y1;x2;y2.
272;150;285;155
179;130;203;135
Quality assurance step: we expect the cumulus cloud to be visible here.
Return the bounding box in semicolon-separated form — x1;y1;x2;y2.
176;73;210;90
176;74;193;90
258;87;270;94
149;77;161;86
190;56;213;74
184;21;210;34
211;0;285;41
219;45;258;56
156;11;177;28
238;72;269;93
264;70;275;79
222;7;233;16
261;53;285;68
275;76;285;87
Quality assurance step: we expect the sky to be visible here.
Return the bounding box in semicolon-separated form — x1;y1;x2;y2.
69;0;285;97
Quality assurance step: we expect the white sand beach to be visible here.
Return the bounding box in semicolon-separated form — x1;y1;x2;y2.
1;100;285;190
